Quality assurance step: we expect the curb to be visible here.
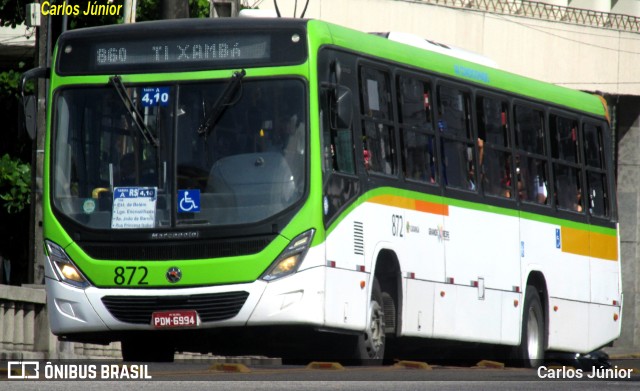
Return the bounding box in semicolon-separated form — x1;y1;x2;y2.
209;363;251;373
306;362;345;370
475;360;506;369
394;360;432;370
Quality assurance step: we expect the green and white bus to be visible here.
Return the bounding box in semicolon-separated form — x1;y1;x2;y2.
23;17;620;364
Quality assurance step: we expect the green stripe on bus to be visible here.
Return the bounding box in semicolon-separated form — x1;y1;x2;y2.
326;187;616;237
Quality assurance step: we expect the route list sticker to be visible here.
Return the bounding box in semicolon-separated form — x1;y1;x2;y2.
111;187;157;229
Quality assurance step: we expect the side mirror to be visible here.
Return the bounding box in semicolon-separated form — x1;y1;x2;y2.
23;95;37;140
20;67;49;140
331;59;342;85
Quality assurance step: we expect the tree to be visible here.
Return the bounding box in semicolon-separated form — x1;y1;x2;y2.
0;154;30;213
0;0;27;27
0;68;32;214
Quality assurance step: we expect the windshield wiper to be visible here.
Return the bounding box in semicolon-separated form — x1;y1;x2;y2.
109;75;159;148
198;69;246;138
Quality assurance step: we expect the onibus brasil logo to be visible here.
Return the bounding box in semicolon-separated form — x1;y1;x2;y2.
6;361;151;380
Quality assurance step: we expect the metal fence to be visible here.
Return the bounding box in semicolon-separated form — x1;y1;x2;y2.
408;0;640;32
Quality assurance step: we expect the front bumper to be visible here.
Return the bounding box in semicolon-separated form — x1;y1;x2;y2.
46;250;327;337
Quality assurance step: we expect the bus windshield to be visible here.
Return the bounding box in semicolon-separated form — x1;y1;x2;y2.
52;78;306;230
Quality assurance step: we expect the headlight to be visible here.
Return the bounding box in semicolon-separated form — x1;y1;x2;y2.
45;241;90;289
261;229;315;281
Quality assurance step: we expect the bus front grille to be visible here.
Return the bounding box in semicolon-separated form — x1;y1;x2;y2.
80;236;274;260
101;291;250;324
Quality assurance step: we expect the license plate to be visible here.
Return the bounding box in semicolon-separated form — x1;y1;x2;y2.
151;310;200;328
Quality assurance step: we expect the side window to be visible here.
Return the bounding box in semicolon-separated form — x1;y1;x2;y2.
318;50;361;226
397;75;437;184
437;84;475;190
514;105;548;205
320;88;356;175
583;122;609;218
360;66;396;175
584;123;604;168
476;95;512;198
550;114;582;213
550;115;579;163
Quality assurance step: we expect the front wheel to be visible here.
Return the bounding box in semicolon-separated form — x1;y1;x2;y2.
515;285;545;367
354;278;386;365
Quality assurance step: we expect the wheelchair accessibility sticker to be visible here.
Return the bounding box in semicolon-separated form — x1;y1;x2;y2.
178;189;200;213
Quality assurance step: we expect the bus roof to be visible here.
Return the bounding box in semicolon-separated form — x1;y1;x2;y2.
53;17;605;119
310;20;606;118
56;17;309;39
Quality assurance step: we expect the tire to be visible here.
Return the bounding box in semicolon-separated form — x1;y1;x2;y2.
354;278;386;365
121;337;175;362
516;285;545;367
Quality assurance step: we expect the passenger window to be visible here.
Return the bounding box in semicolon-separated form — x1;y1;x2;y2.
360;67;396;175
437;85;475;190
583;123;604;169
550;114;582;213
399;76;433;127
550;115;579;163
361;67;393;120
398;75;437;184
437;85;471;140
514;104;548;205
587;172;608;217
515;106;545;155
476;95;512;198
583;123;609;218
516;156;549;205
362;122;396;175
553;164;583;212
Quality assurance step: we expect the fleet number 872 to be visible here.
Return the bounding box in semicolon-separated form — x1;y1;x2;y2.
113;266;148;285
392;214;404;237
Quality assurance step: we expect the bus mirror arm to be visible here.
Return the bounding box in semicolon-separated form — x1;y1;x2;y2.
20;67;49;99
20;67;49;140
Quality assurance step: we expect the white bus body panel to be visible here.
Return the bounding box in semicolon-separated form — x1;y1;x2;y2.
520;219;591;302
403;278;436;337
590;257;621;305
444;205;520;293
323;196;620;351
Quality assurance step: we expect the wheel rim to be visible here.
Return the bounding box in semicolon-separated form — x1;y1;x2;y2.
365;300;385;358
527;307;542;362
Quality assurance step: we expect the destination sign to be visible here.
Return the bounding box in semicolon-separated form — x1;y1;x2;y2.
93;35;270;68
56;25;307;75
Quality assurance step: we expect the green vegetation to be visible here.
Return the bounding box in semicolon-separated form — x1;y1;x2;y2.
0;154;30;213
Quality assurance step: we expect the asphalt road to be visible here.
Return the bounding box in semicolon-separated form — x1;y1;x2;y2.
3;359;639;391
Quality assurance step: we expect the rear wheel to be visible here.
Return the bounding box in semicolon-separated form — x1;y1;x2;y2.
515;285;545;367
354;278;386;365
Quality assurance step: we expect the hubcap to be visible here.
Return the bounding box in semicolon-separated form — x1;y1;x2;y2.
527;307;541;362
365;300;385;358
